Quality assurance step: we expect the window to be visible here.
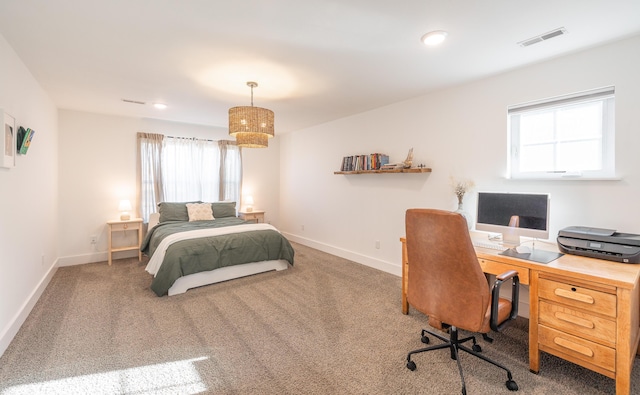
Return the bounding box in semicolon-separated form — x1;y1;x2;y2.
138;134;242;222
508;87;615;179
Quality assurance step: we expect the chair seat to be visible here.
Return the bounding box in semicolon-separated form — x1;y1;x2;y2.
430;297;513;334
482;297;512;333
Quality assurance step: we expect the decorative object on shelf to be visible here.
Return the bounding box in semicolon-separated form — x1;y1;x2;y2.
228;81;274;148
402;148;413;168
380;148;413;170
451;176;475;229
244;195;254;212
1;109;16;169
17;126;35;155
119;199;132;220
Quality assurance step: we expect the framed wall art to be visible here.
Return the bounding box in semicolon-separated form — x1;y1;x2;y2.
1;109;16;168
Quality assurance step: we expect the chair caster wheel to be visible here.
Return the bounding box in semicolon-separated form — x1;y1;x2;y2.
506;380;518;391
406;360;416;371
421;336;430;344
472;344;482;352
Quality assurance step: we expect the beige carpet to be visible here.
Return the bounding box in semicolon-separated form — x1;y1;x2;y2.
0;242;638;394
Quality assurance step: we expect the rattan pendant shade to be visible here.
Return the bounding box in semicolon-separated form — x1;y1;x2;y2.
229;82;274;148
235;132;269;148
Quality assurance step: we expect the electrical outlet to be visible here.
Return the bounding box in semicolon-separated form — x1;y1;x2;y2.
41;254;45;266
301;225;305;231
90;235;97;244
375;240;380;249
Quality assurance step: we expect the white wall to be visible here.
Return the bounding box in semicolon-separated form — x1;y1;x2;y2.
0;34;58;356
279;35;640;276
57;110;282;265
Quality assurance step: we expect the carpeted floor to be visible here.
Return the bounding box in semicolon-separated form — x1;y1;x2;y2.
0;242;637;394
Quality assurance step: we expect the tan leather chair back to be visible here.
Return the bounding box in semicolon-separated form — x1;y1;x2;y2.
406;209;490;333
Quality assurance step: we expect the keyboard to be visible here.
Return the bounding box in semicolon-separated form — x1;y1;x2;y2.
472;240;506;251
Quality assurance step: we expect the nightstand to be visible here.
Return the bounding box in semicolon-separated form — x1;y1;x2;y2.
106;218;143;265
238;210;265;223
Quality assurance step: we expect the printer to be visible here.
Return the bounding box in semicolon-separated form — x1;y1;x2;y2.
557;226;640;263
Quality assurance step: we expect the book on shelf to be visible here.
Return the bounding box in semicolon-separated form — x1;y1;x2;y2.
340;153;390;171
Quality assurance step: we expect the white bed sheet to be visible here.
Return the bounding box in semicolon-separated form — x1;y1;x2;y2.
168;259;290;296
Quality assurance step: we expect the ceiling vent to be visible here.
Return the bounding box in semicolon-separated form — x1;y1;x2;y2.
122;98;146;105
518;27;567;47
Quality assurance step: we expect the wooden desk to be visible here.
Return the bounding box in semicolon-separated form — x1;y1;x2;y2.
400;236;640;395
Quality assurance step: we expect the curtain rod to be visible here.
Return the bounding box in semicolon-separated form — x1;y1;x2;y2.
166;135;236;144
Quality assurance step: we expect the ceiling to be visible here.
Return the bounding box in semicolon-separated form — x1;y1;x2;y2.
1;0;639;133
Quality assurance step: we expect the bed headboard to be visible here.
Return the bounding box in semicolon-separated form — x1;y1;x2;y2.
148;213;160;230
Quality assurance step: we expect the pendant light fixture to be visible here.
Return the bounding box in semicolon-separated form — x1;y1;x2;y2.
229;81;274;148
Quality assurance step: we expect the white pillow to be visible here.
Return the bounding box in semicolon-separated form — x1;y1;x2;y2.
186;203;214;221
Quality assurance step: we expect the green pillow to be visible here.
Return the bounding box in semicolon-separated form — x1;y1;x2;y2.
158;201;201;222
211;201;236;218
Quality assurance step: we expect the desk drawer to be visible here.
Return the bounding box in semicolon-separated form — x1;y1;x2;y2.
539;300;615;348
538;278;616;318
110;222;140;232
538;325;615;373
478;258;529;285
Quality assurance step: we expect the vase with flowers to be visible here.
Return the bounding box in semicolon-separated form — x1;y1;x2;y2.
451;176;475;229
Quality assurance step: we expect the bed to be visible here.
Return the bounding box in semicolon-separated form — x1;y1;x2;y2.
142;201;294;296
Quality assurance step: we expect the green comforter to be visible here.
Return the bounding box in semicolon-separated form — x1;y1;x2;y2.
141;218;294;296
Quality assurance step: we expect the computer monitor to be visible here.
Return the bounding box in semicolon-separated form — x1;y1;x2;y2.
475;191;550;246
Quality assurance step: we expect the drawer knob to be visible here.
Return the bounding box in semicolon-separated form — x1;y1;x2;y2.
554;288;594;304
554;311;595;329
123;224;129;229
553;336;594;357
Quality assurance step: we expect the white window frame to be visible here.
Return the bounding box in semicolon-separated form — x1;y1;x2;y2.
507;86;615;180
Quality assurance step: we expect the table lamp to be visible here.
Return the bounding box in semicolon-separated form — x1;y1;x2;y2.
119;199;132;220
244;195;254;212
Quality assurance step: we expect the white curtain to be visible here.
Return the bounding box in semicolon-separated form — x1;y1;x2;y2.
137;133;164;222
137;133;242;222
162;137;220;202
218;140;242;204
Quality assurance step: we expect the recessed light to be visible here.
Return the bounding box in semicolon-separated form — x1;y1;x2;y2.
153;103;168;110
421;30;448;46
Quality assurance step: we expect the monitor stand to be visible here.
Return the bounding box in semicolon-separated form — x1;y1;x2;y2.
502;229;521;247
497;230;563;264
499;247;563;264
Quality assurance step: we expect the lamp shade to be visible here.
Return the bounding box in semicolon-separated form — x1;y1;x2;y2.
244;195;254;212
118;199;132;211
228;106;274;137
119;199;132;220
229;81;274;148
235;132;268;148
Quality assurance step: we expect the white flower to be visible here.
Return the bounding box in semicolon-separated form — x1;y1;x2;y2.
450;176;475;204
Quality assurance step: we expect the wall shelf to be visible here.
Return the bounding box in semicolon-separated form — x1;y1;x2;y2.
334;168;432;175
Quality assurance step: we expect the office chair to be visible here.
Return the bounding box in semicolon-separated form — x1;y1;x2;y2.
405;209;520;394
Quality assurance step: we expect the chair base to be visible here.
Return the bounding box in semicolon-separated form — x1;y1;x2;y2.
406;326;518;395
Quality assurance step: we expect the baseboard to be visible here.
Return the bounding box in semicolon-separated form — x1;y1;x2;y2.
282;232;401;277
57;250;138;267
0;260;58;358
